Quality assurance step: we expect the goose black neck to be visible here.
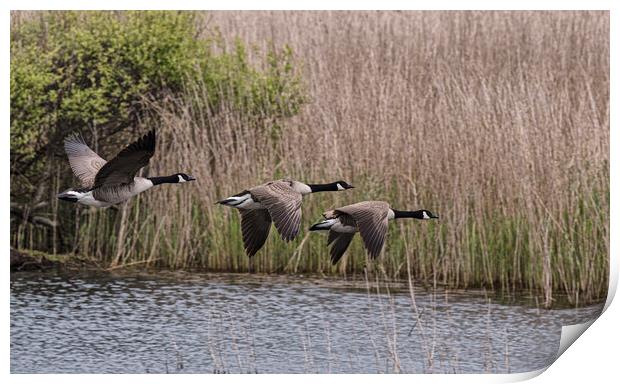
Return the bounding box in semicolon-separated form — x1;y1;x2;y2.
148;175;178;185
392;209;425;219
308;182;339;193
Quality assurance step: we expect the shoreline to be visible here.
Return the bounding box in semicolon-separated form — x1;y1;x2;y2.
9;248;607;309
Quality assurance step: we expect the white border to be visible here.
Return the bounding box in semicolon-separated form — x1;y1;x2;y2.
3;1;616;383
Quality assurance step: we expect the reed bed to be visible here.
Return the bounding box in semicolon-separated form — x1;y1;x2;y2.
11;11;609;306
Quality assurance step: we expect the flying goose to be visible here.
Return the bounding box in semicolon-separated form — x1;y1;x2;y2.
217;179;354;256
57;130;195;207
309;201;438;264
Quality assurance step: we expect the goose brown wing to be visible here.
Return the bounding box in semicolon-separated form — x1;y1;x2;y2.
328;232;355;264
250;181;302;242
92;130;156;188
336;201;390;259
240;209;272;257
63;133;107;188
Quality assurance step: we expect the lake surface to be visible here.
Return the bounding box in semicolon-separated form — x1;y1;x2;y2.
10;271;603;374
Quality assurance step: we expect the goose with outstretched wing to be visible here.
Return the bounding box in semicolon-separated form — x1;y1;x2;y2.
218;178;354;257
310;201;438;264
58;130;195;207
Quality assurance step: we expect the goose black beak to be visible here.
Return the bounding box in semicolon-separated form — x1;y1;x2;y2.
187;175;196;181
431;214;439;219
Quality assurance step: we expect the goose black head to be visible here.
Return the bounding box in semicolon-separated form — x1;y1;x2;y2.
393;209;439;220
335;180;354;190
307;180;354;193
176;173;196;183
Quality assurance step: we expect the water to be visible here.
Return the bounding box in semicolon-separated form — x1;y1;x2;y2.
10;271;603;374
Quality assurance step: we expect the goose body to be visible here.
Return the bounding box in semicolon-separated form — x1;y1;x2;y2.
57;130;195;207
218;179;354;257
309;200;438;264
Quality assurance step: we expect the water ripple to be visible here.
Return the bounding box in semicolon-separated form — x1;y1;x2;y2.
10;271;602;373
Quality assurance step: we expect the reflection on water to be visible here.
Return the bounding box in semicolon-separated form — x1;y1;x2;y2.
10;271;602;373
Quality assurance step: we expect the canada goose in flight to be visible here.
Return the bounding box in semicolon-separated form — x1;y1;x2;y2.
217;179;354;257
309;201;438;264
57;130;195;207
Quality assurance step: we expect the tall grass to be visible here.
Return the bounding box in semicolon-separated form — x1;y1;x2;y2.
12;11;609;306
